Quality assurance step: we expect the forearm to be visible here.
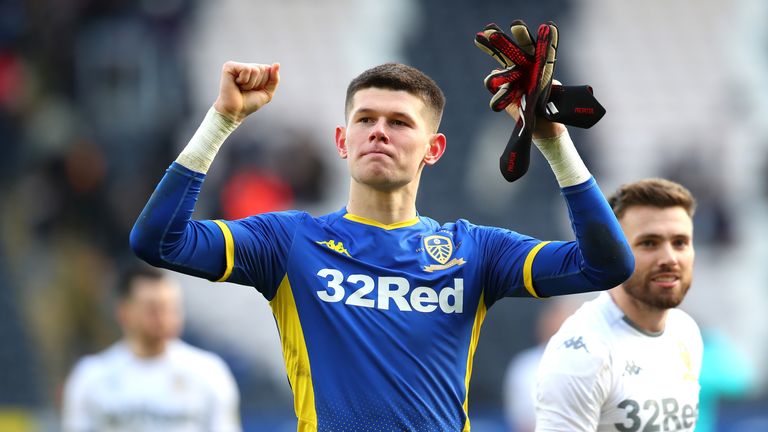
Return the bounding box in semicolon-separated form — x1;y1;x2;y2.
533;129;590;188
176;107;240;174
130;104;244;278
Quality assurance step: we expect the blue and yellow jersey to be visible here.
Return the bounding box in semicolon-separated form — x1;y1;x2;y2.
131;163;634;431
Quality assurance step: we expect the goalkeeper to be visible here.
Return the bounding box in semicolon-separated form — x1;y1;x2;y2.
131;21;633;431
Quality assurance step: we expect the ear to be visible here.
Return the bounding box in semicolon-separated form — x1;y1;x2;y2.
335;126;348;159
423;133;446;166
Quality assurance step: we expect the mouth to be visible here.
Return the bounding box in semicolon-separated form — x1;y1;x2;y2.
362;148;393;158
650;273;679;289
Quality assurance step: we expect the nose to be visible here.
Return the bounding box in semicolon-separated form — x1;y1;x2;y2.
657;242;679;268
368;118;389;143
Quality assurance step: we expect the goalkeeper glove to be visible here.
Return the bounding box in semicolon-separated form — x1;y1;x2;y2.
474;20;537;112
477;21;559;182
476;21;606;182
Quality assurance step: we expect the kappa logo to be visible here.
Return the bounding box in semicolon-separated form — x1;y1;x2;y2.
316;240;351;257
562;336;589;353
623;360;642;376
422;235;465;272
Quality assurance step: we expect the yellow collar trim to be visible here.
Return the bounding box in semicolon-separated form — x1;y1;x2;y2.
343;213;420;230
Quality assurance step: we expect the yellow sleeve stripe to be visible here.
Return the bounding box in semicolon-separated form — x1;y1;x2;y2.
462;291;487;432
523;241;551;298
212;220;235;282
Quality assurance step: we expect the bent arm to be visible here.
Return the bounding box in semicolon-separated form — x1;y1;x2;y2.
532;177;634;297
527;123;633;296
131;61;281;281
482;131;633;301
130;162;228;280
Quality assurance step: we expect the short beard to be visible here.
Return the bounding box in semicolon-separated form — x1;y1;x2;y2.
622;274;691;310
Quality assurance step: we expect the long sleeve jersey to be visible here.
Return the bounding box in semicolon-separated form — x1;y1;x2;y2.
130;162;633;431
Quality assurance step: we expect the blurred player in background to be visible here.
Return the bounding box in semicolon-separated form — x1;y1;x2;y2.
129;22;635;430
535;178;702;431
62;263;241;432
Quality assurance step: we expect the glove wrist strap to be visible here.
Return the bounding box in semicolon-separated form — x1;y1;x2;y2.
533;129;591;187
176;107;241;174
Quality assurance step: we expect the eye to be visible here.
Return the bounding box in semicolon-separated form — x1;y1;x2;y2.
391;119;407;126
358;117;372;124
638;239;656;248
672;238;690;248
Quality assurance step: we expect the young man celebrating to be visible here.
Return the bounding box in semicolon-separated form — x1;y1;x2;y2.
535;178;703;431
62;264;241;432
130;58;633;431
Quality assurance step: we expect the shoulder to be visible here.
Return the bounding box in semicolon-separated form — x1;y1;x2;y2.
540;300;614;374
667;308;703;344
667;308;700;330
65;343;125;388
237;210;309;227
440;218;533;244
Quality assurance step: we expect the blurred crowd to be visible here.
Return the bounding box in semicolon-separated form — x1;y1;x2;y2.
1;0;767;431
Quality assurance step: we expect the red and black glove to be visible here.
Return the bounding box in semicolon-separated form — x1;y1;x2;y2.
474;20;538;112
476;21;559;182
475;21;606;182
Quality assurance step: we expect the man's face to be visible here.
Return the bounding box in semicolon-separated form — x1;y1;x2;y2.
620;205;694;310
120;277;183;345
336;88;444;190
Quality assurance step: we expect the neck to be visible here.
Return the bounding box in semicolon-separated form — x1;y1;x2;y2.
125;336;168;358
609;288;669;333
346;179;419;225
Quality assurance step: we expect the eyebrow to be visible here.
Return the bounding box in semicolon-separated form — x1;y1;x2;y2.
353;108;416;122
634;233;691;242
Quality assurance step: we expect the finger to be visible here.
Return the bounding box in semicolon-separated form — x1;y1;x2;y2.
264;63;280;93
237;67;252;86
504;97;522;121
484;67;524;94
509;20;535;56
486;29;533;68
244;65;267;90
490;83;522;112
475;31;511;67
537;23;559;95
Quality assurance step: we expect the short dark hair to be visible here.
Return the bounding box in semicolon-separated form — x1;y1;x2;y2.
345;63;445;130
608;178;697;220
117;262;168;300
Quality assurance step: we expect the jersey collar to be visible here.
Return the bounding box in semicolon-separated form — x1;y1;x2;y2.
342;210;421;230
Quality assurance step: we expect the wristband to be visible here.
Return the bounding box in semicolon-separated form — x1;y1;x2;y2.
176;107;240;174
533;129;591;187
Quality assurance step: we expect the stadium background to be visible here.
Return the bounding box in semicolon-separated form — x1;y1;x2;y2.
1;0;767;430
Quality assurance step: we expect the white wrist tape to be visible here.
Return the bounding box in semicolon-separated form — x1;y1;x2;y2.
532;129;591;188
176;107;241;174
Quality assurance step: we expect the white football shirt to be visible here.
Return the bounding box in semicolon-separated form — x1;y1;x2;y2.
62;339;241;432
535;292;702;432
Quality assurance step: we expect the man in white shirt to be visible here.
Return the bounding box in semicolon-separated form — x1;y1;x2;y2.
62;263;241;432
535;178;703;431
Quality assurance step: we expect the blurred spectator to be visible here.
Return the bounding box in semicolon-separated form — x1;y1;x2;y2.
62;262;241;432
